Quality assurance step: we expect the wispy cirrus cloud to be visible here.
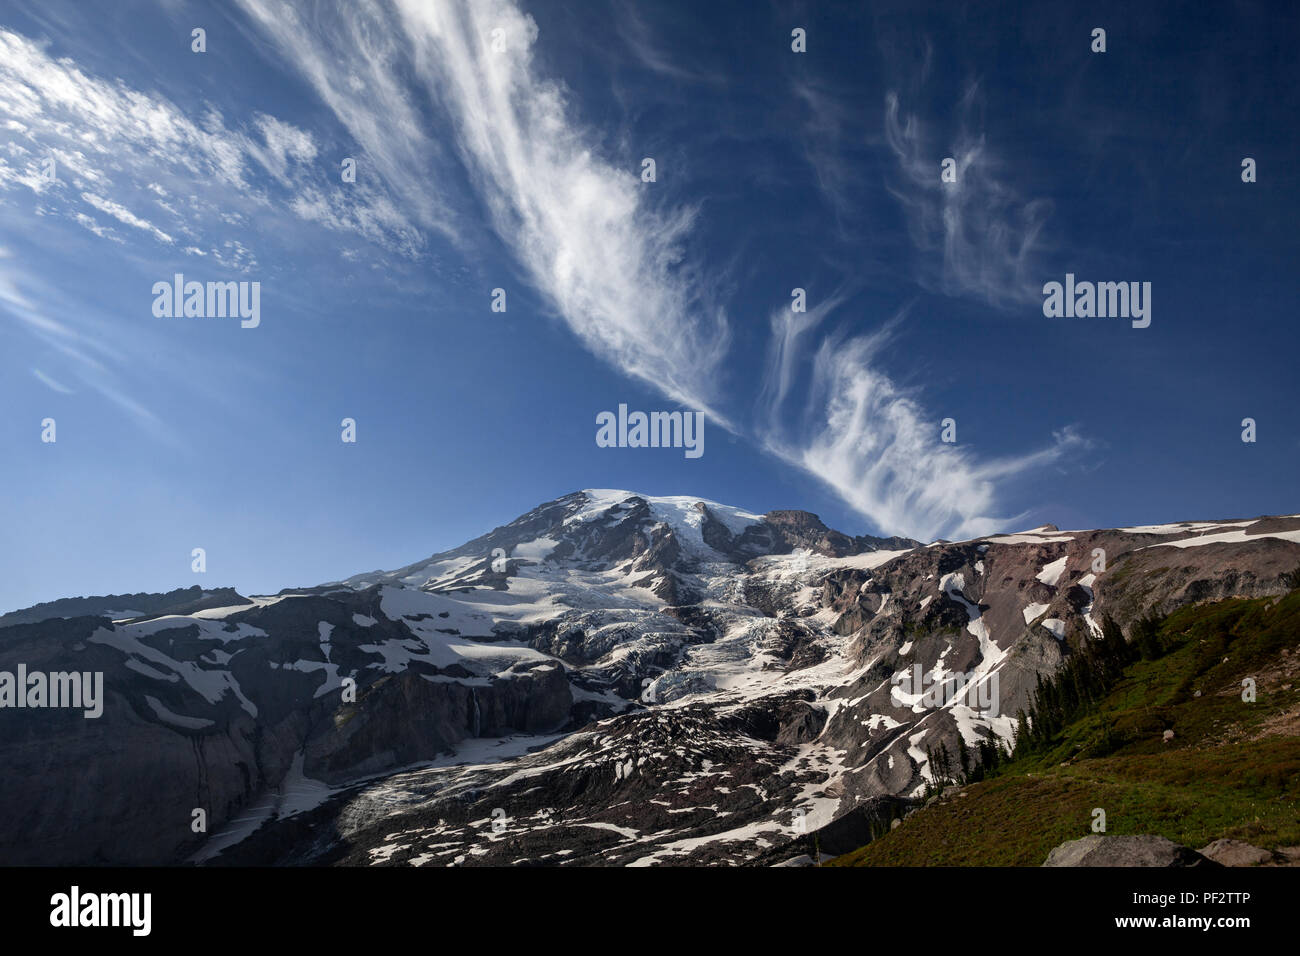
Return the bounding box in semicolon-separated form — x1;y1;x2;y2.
758;299;1089;541
745;69;1078;539
233;0;457;253
757;287;849;432
31;367;73;394
236;0;1085;540
0;260;172;439
0;26;423;260
0;250;277;446
884;84;1054;308
611;0;724;85
239;0;733;421
80;192;173;243
790;78;861;226
750;78;1078;539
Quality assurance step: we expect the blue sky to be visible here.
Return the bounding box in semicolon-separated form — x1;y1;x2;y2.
1;0;1296;612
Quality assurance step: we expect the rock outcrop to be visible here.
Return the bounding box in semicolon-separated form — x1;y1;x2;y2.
1043;835;1218;867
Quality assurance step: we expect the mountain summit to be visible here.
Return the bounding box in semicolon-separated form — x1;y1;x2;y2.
335;489;919;597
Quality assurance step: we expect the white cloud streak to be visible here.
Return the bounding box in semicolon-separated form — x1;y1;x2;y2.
760;302;1088;542
884;86;1053;307
234;2;1081;540
234;0;456;249
0;261;171;438
397;0;732;417
80;192;173;243
240;0;732;419
0;27;422;258
31;367;73;394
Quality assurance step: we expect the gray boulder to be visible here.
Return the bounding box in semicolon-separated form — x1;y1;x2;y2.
1198;838;1276;866
1043;835;1219;867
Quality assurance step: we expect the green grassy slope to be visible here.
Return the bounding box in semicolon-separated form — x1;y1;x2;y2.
832;591;1300;866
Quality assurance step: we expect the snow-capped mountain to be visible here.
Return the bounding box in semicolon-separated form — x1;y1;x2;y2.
1;490;1297;866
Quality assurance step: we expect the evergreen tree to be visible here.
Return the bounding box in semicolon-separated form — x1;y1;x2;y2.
1013;709;1031;758
937;742;952;788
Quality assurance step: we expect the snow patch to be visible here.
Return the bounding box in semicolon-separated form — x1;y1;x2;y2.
1035;555;1069;587
1022;603;1050;625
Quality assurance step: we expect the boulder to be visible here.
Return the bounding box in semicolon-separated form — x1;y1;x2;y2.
1043;835;1218;867
1198;838;1275;866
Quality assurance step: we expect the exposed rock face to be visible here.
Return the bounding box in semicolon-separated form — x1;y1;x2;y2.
0;586;573;864
1043;835;1219;867
306;662;571;782
729;509;916;559
1;491;1296;865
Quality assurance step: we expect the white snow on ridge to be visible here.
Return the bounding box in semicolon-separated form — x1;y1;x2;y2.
906;726;934;787
373;584;604;677
190;604;260;620
392;556;474;590
1140;528;1300;550
935;572;1010;739
109;614;267;642
831;548;913;571
1120;520;1254;536
105;609;147;621
646;496;761;557
627;817;785;866
865;713;902;731
753;548;912;577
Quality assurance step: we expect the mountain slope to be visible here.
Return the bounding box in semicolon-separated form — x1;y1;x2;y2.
1;490;1297;866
